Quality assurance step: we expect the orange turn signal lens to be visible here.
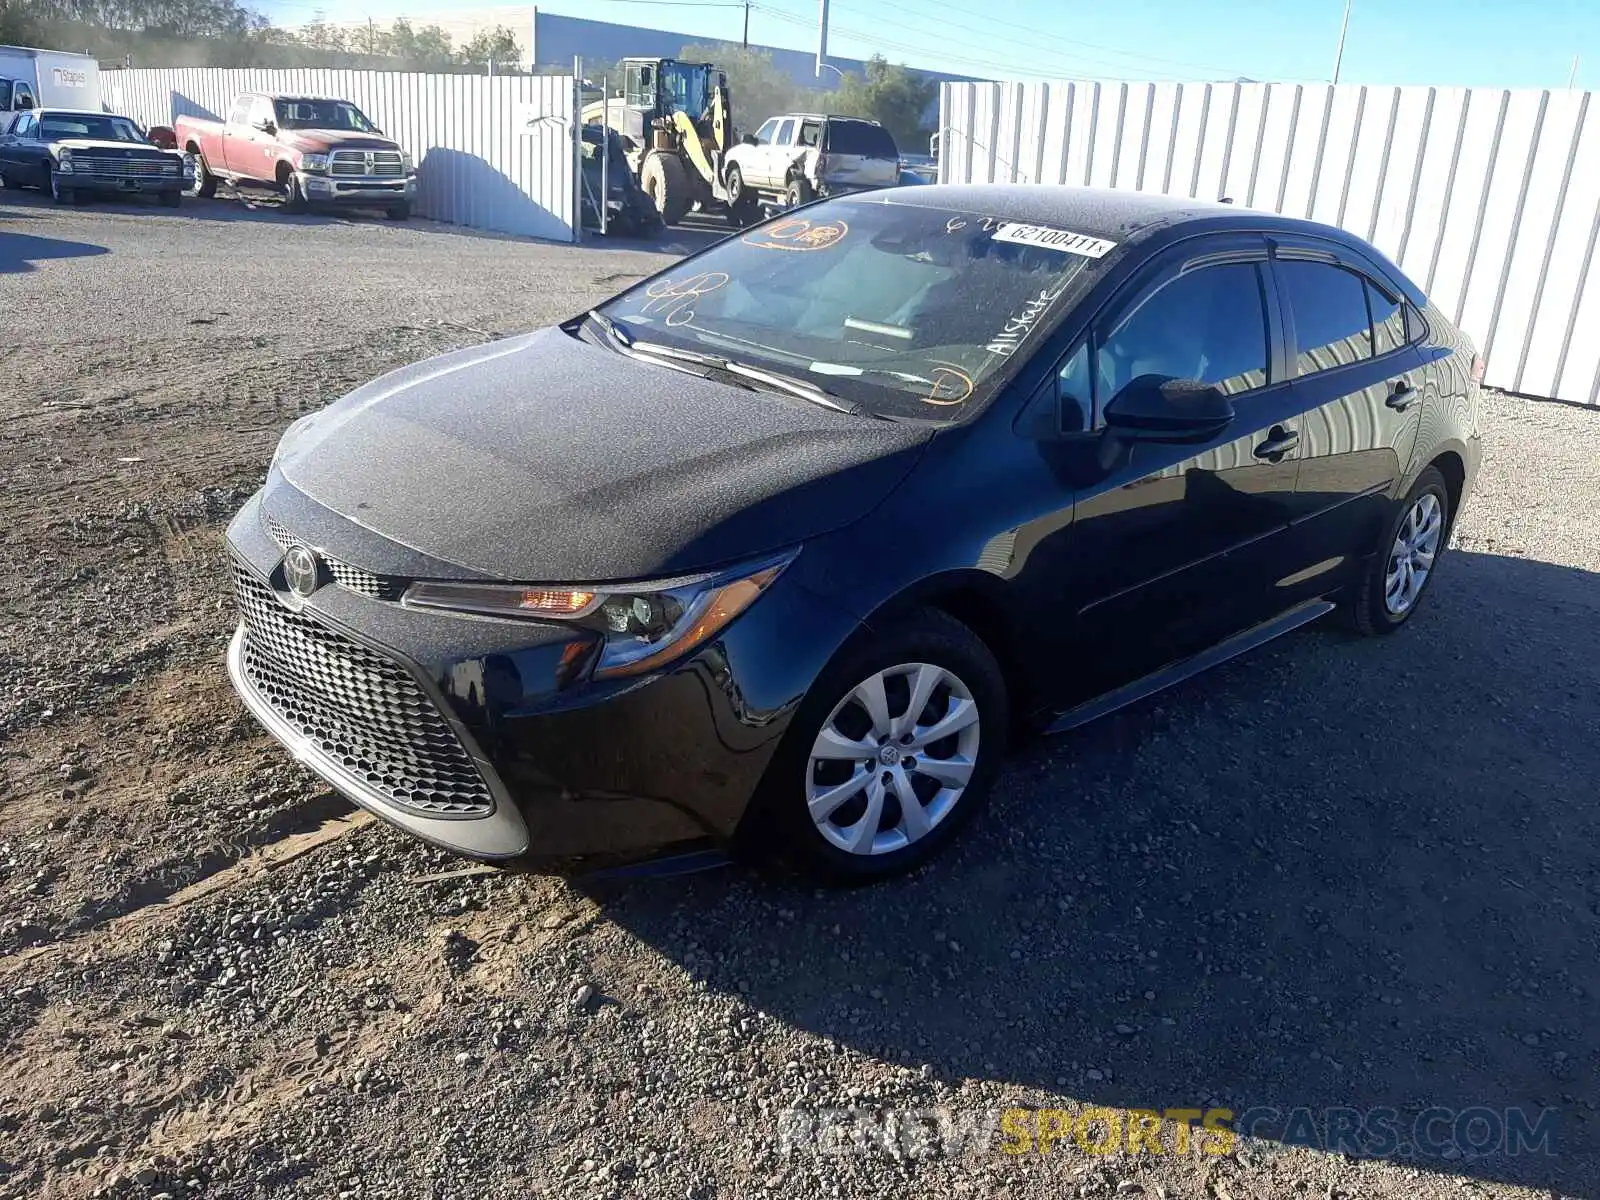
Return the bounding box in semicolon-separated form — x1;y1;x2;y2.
518;589;597;615
593;566;782;679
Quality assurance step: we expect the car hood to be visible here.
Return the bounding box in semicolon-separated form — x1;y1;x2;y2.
274;327;933;582
53;138;174;156
279;130;400;153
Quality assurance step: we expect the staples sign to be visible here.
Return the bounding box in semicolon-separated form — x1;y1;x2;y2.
52;67;89;89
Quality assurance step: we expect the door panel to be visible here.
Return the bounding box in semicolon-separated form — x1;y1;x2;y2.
1273;256;1425;601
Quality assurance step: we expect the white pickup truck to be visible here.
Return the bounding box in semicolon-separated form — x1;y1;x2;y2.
722;113;900;213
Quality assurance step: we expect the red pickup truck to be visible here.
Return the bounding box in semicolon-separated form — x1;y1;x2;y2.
175;93;416;219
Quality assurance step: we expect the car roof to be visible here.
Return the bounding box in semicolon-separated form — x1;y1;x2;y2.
32;108;122;118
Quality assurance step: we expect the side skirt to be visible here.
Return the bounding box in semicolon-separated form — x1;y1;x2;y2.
1044;599;1336;735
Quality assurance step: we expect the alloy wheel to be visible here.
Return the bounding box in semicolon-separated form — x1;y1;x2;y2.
1385;492;1444;615
806;662;981;856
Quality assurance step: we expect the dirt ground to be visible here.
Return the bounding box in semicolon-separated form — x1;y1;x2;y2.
1;190;1597;1200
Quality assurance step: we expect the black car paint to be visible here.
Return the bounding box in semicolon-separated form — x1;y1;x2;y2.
0;108;184;198
226;186;1481;863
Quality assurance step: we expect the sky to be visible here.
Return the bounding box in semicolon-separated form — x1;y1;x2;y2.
258;0;1595;91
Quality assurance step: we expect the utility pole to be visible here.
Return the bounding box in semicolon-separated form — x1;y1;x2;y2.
743;0;750;47
1568;55;1580;89
815;0;829;78
1331;0;1351;84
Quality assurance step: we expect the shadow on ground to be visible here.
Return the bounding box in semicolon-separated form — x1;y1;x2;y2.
0;226;109;273
588;548;1600;1195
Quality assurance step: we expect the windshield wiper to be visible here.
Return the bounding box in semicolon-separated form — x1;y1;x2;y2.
586;310;720;367
719;360;870;415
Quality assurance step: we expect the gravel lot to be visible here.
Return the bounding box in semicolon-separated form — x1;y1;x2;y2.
2;189;1598;1200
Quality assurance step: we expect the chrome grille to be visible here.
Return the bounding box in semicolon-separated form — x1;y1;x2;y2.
232;565;493;817
262;512;405;601
329;149;406;177
71;155;179;178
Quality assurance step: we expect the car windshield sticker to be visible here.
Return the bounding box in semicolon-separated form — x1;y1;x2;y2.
743;217;850;252
990;223;1117;258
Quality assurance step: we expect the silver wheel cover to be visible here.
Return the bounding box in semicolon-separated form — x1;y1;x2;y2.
1385;491;1444;615
806;662;981;856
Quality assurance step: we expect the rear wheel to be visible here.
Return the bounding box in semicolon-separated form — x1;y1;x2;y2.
1346;465;1451;635
188;148;217;198
752;610;1008;883
640;152;691;225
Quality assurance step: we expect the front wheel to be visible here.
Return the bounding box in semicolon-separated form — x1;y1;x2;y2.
385;201;411;221
281;171;307;214
784;176;815;209
753;609;1008;882
49;164;72;205
188;150;217;198
1345;465;1451;635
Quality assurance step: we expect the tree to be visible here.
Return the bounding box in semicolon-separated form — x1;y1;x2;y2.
459;24;522;70
828;55;936;150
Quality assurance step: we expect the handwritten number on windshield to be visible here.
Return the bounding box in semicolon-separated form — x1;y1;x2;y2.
639;271;730;327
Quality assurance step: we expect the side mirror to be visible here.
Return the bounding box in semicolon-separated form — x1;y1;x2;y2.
1103;375;1235;443
252;117;275;134
741;133;758;146
147;125;177;150
17;95;34;111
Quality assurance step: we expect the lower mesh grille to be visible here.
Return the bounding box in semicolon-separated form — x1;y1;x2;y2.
232;564;493;817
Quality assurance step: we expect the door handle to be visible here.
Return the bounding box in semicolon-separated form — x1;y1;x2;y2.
1387;381;1418;411
1254;426;1300;460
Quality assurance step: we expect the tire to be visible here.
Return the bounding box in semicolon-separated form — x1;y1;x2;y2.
281;169;307;214
785;176;815;208
48;164;72;205
724;165;759;226
188;149;217;198
386;201;411;221
640;152;691;225
1345;465;1451;636
750;609;1009;883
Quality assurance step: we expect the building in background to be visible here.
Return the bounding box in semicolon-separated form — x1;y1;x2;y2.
332;5;974;88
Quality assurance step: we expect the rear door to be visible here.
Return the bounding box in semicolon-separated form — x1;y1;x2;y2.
1025;235;1304;698
1270;245;1425;603
754;117;795;188
821;119;900;190
1;111;42;185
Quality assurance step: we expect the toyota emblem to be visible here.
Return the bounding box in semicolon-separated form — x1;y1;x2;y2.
282;543;321;598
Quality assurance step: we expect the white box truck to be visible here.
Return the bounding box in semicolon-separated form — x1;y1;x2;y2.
0;46;103;114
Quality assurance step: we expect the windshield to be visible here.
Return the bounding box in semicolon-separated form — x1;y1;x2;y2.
274;99;377;133
661;64;710;116
40;114;146;143
598;197;1115;422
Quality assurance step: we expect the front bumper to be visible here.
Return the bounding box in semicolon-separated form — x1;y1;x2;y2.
298;172;417;204
223;486;861;862
63;173;183;195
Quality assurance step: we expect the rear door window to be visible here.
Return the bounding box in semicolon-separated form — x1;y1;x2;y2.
1094;262;1271;404
1277;259;1374;375
826;120;899;159
774;118;795;146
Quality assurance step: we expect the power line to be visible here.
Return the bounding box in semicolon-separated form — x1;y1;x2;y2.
751;2;1193;82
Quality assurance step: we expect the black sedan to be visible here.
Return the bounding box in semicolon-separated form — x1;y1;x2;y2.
226;186;1483;880
0;108;190;205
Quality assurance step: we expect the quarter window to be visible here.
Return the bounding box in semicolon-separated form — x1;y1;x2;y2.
1277;259;1374;375
1368;281;1408;356
1094;262;1271;405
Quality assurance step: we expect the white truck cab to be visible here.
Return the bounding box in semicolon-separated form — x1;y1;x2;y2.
0;46;103;115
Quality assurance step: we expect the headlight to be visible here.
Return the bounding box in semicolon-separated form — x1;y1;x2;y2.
181;153;196;176
402;552;794;680
300;152;330;173
56;149;73;175
400;151;414;172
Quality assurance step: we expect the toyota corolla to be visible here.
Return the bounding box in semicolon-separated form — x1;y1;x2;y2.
226;185;1482;881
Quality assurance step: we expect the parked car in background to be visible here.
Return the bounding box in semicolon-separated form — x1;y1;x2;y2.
175;93;416;219
0;107;189;205
0;45;102;114
225;185;1481;881
723;113;899;211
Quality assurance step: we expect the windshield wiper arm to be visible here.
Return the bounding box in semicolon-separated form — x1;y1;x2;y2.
586;310;720;367
720;360;868;415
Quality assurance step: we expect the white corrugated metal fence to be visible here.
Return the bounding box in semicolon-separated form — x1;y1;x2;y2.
107;67;577;242
941;81;1600;406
